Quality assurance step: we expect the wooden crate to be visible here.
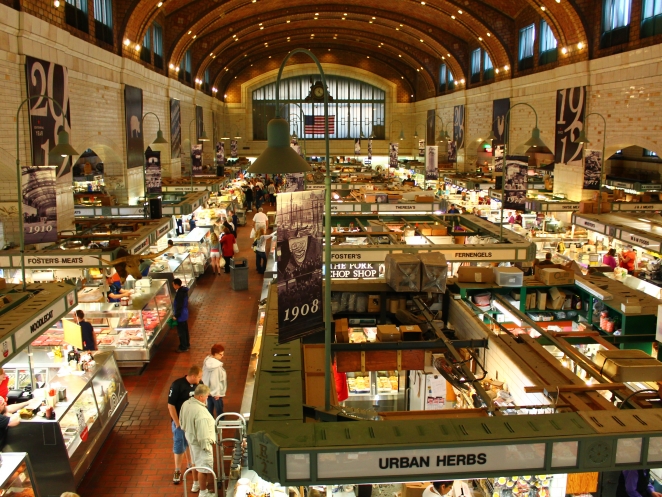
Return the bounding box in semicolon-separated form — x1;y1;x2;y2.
335;349;425;372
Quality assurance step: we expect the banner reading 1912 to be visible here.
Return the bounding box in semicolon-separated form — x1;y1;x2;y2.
26;56;72;178
555;86;586;165
277;190;324;344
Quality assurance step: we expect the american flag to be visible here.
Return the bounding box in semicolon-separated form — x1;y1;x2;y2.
304;115;335;135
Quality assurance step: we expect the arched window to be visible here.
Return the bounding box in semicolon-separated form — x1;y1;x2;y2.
251;75;386;140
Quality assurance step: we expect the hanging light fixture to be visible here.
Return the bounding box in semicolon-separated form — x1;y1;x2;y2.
50;130;79;157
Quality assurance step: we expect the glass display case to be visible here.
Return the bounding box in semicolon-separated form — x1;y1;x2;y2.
5;351;128;495
171;227;211;276
31;280;172;366
149;252;196;288
0;453;39;497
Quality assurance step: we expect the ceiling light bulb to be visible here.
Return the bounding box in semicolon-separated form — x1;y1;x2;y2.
451;15;455;19
135;44;141;50
260;26;264;29
169;63;174;69
555;0;560;3
212;87;217;92
259;22;262;25
398;54;401;57
400;24;403;26
577;41;584;49
495;68;499;74
416;68;419;71
286;20;290;23
447;53;450;57
188;30;192;34
458;9;463;13
53;0;60;6
372;16;376;19
156;1;162;6
504;65;509;70
460;78;465;84
421;1;425;4
342;17;345;20
315;12;319;15
419;39;424;42
487;32;491;36
344;13;348;15
396;27;399;30
479;37;482;41
175;67;179;72
124;38;131;46
442;56;445;59
541;5;546;10
192;35;196;39
561;47;568;54
401;76;404;79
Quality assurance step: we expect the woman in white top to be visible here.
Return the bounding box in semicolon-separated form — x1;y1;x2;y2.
202;343;227;418
253;228;276;274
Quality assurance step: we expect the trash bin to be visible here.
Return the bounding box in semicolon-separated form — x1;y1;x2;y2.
230;257;248;291
235;209;247;226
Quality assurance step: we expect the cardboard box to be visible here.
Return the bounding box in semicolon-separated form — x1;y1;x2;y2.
335;318;349;333
594;350;662;382
547;287;566;310
536;290;547;310
388;298;400;314
335;330;349;343
600;202;612;213
536;267;575;285
579;201;595;214
376;324;400;342
0;278;6;290
457;266;496;284
400;324;422;341
385;253;421;292
368;295;381;313
415;195;435;203
431;226;449;236
418;252;448;293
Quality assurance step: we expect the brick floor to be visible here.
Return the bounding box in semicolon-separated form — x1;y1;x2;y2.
77;212;268;496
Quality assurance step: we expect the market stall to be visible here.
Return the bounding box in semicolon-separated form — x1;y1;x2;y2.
0;453;40;496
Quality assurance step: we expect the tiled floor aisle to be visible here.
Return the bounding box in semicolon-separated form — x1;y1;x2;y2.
77;212;268;497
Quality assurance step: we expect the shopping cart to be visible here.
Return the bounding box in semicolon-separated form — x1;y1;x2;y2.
182;466;218;497
215;412;247;492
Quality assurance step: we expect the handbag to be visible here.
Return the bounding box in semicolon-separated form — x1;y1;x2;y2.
219;257;226;268
233;242;239;255
252;238;258;252
249;228;256;238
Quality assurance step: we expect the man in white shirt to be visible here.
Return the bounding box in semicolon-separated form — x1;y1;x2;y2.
253;207;269;233
422;481;455;497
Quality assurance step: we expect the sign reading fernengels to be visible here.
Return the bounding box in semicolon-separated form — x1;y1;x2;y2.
285;443;545;480
326;248;519;262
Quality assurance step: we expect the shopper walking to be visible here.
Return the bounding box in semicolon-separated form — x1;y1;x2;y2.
267;182;276;206
209;232;221;275
244;185;254;212
220;224;236;274
173;278;190;352
180;384;216;497
254;228;276;274
202;343;227;418
253;207;269;234
167;365;203;485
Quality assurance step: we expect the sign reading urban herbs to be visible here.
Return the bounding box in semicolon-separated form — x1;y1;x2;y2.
277;190;325;344
170;98;181;158
124;85;144;169
555;86;586;165
492;98;510;147
25;56;72;177
453;105;465;149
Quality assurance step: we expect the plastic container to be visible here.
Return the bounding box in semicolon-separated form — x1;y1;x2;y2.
493;267;524;287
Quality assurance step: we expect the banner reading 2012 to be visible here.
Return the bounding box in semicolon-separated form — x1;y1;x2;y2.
555;86;586;164
276;190;324;344
25;56;72;177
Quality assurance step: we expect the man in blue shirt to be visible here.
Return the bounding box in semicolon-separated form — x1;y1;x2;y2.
76;310;97;351
617;470;662;497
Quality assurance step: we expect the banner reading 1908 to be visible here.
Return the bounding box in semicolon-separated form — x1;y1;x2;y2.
26;56;72;177
277;190;324;344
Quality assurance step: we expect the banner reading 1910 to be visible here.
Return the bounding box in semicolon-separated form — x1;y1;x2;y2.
277;190;324;344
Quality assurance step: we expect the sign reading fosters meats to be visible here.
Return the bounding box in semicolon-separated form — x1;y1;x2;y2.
25;56;72;177
284;443;546;480
555;86;586;165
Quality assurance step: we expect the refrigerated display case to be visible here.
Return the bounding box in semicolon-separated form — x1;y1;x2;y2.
0;453;40;497
343;370;405;411
31;280;172;366
171;227;211;276
5;351;128;495
149;252;196;288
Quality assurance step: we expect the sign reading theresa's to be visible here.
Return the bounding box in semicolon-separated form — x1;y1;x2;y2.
305;444;545;479
14;297;67;350
277;190;324;344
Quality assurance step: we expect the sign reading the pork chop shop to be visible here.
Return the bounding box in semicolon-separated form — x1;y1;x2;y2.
288;444;545;480
329;262;383;279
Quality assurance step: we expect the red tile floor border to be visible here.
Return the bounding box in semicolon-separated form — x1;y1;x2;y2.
77;211;269;496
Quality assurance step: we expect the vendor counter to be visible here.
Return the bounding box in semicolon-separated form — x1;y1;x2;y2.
4;351;127;495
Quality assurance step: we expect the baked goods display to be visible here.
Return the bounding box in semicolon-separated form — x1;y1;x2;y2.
346;373;370;394
2;461;36;497
489;475;552;497
376;371;399;393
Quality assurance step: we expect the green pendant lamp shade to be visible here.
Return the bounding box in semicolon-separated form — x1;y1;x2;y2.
199;129;210;141
152;129;168;145
50;130;79;157
248;118;312;174
523;127;547;149
573;128;590;144
399;129;405;141
481;130;497;148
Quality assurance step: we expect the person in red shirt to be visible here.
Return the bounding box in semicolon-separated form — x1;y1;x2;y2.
219;223;236;274
620;246;637;274
0;369;9;402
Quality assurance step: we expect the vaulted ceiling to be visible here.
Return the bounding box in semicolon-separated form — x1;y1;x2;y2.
120;0;591;100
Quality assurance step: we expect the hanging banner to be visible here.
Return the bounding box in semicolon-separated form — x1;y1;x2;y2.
389;143;399;168
426;146;439;181
124;85;143;169
195;105;204;141
277;190;324;343
191;144;203;175
418;139;425;158
453;105;465;149
354;138;361;156
22;166;57;244
25;56;72;177
555;86;586;164
426;109;436;146
494;145;505;172
583;149;602;190
504;155;529;211
448;141;457;163
283;174;305;192
170;98;181;158
492;98;510;147
230;140;238;158
145;147;162;193
216;141;225;165
368;139;373;160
